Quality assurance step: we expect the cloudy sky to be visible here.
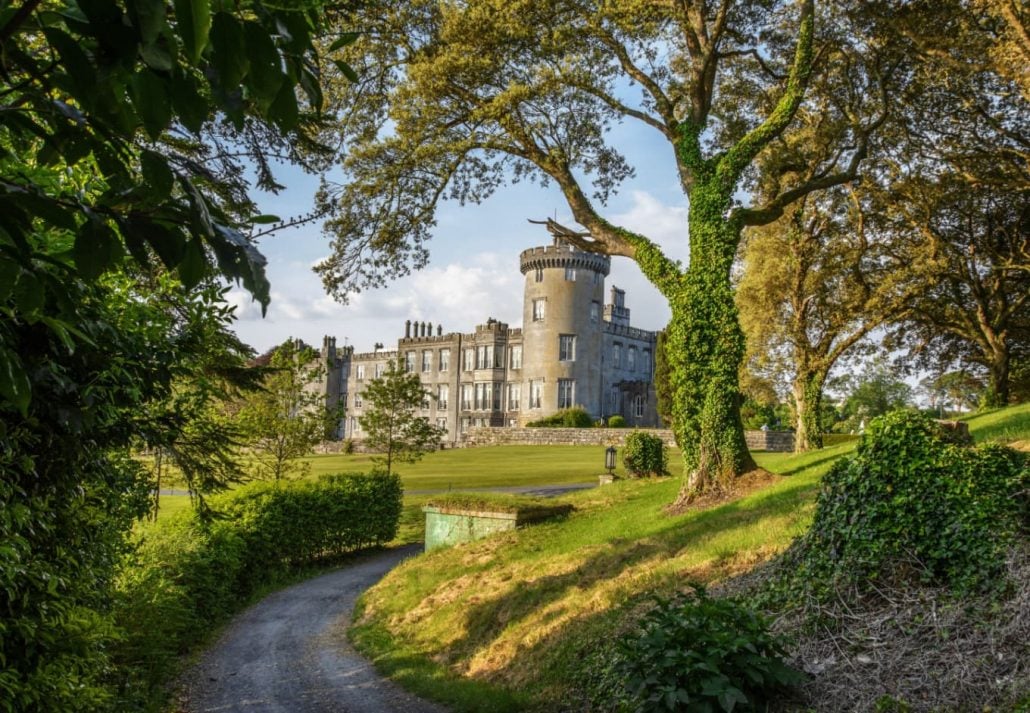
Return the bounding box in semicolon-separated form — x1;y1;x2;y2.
228;118;692;355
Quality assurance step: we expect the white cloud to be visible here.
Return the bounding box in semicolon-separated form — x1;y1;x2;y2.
611;190;690;264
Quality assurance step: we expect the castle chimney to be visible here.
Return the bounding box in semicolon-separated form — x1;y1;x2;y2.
405;320;411;338
427;322;433;337
420;321;427;337
437;325;443;336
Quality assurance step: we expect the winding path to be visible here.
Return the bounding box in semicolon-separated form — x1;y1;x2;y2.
179;545;446;713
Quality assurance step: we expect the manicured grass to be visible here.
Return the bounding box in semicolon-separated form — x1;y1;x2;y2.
349;406;1030;712
960;401;1030;445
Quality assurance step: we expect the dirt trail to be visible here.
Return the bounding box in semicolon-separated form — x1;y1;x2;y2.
180;545;446;713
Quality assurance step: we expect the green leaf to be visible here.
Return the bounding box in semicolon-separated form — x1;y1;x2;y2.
141;150;174;201
328;32;359;52
333;59;359;84
74;218;123;280
268;81;299;131
0;348;31;416
131;69;172;139
178;239;207;288
43;28;96;98
170;68;208;133
127;0;167;45
210;12;248;90
140;41;174;72
243;20;284;110
13;271;44;317
173;0;211;63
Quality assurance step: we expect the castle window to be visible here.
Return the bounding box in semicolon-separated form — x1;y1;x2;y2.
565;266;576;281
642;349;651;376
374;362;385;378
529;379;543;409
460;417;470;433
461;384;473;410
436;417;447;430
354;391;363;408
627;346;636;371
422;350;432;372
613;343;621;368
532;299;546;321
507;383;521;410
535;267;543;282
405;351;415;372
559;334;576;361
509;345;522;369
437;384;448;408
463;347;475;371
557;379;575;408
356;364;365;380
421;391;430;409
476;344;494;369
439;348;450;371
474;382;493;410
590;301;600;323
633;394;645;418
609;386;620;413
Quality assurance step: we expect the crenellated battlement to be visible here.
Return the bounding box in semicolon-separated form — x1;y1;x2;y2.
519;242;610;276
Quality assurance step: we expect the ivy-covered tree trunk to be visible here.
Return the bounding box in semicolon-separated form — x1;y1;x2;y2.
985;343;1011;407
792;371;826;452
668;185;757;503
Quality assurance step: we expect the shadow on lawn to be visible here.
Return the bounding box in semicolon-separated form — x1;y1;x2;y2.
442;476;819;668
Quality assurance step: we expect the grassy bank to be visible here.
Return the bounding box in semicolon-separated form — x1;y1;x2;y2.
350;407;1030;711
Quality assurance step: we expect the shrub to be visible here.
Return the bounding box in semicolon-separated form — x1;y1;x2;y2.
622;431;668;477
608;415;626;428
618;586;802;712
526;407;595;428
782;410;1028;598
113;471;401;704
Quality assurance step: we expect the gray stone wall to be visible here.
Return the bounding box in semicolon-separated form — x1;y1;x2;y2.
461;427;796;452
744;430;795;452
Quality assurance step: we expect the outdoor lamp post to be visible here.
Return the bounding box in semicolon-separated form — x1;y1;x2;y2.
605;446;616;475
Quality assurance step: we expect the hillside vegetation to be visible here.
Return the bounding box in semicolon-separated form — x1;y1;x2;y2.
350;408;1029;711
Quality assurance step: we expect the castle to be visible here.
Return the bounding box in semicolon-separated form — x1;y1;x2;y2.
317;239;660;443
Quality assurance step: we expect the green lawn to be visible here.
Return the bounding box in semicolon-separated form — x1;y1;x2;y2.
348;406;1030;712
960;401;1030;444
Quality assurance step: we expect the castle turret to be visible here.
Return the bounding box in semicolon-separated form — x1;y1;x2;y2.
518;239;610;421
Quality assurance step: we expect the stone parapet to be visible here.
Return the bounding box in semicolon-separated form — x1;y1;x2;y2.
461;427;677;447
744;430;795;452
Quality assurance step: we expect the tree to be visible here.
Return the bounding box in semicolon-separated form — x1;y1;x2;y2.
316;0;894;501
919;371;985;416
239;340;334;482
359;359;445;476
0;1;342;704
830;358;913;433
736;188;913;451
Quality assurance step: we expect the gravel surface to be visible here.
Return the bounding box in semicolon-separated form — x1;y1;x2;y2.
179;545;447;713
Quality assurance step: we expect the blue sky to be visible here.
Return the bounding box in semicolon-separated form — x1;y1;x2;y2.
228;119;692;355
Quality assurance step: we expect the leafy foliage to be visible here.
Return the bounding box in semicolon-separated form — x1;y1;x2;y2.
359;359;445;475
608;414;627;428
238;339;335;482
780;411;1028;598
526;407;595;428
622;431;668;478
114;471;401;702
617;587;803;712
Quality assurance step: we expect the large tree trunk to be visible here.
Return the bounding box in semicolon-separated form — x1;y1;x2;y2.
985;343;1011;407
670;188;757;505
792;371;825;452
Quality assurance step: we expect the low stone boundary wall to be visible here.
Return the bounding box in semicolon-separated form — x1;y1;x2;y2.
744;430;795;452
461;426;676;448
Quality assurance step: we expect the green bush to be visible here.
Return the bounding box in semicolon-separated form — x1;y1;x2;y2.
608;415;626;428
782;410;1028;598
113;471;401;704
526;407;595;428
617;586;802;712
622;431;668;477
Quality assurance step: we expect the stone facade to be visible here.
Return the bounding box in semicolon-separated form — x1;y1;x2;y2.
315;238;661;444
744;429;796;452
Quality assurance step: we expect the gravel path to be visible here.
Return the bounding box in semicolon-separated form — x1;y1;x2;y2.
179;545;447;713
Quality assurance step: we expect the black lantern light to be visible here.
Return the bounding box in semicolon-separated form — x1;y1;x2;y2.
605;445;617;475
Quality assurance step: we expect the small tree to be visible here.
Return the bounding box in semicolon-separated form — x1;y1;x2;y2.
359;360;445;475
239;340;333;482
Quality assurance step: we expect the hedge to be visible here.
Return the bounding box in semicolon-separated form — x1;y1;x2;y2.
113;471;401;704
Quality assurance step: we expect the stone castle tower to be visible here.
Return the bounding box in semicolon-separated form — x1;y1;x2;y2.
317;238;659;443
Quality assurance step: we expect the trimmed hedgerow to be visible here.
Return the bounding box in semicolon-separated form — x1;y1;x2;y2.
113;471;401;702
779;411;1027;599
526;407;595;428
608;415;626;428
622;431;669;477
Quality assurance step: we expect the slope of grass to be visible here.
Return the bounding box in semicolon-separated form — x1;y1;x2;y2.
960;401;1030;445
349;406;1030;711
